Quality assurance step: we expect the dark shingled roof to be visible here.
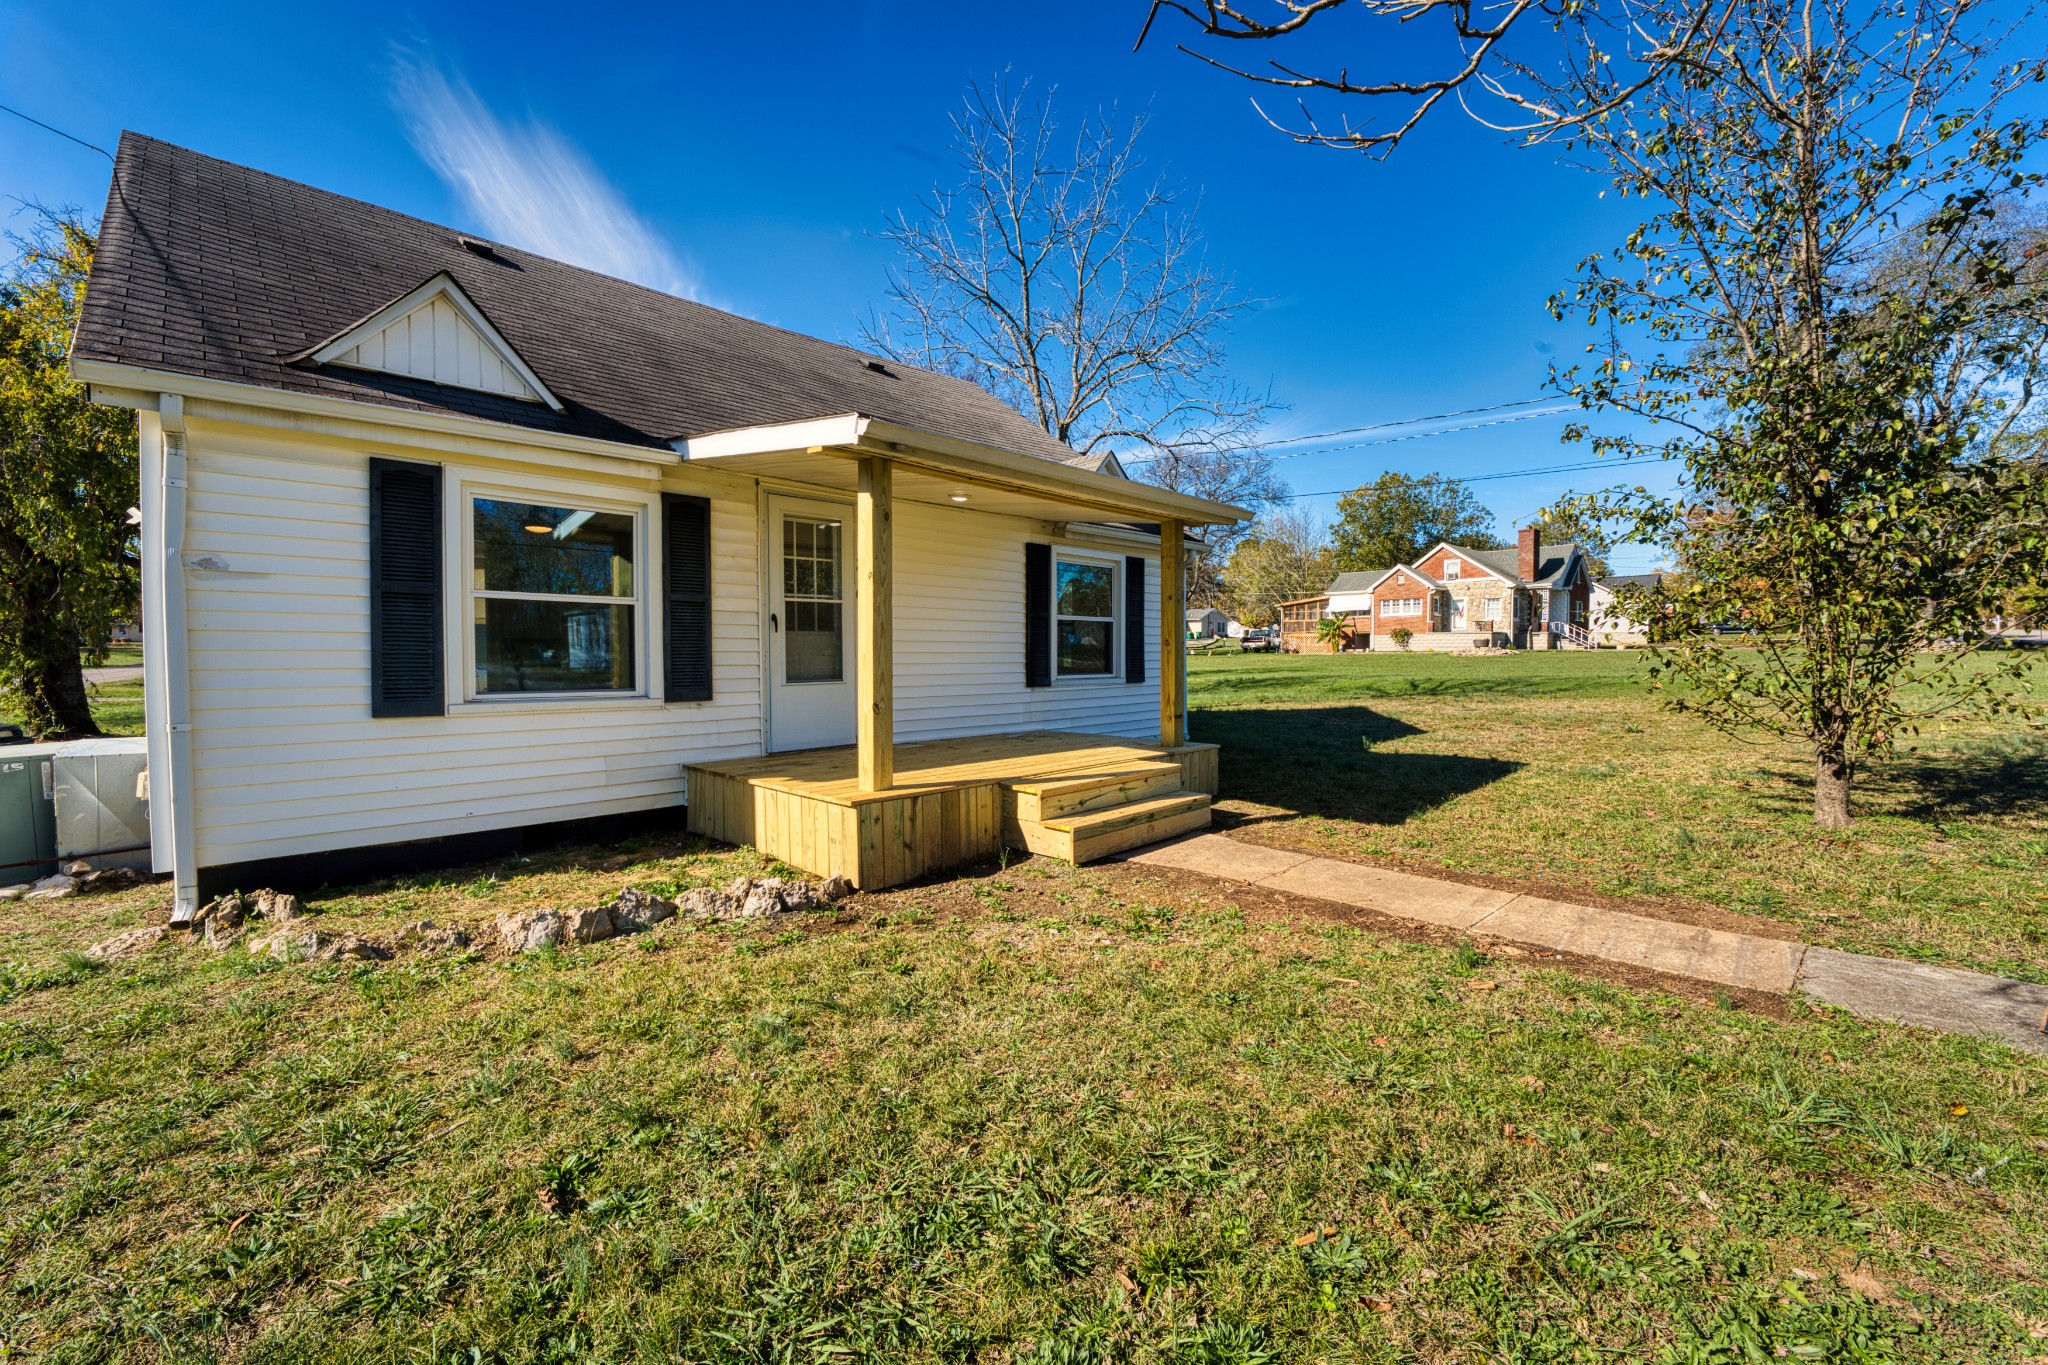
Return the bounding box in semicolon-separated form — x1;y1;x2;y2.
74;133;1100;467
1462;543;1582;586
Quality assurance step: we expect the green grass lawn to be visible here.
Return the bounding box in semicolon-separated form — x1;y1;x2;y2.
3;838;2044;1363
1189;650;2048;982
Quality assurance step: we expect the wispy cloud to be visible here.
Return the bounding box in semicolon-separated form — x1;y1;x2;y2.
391;53;701;299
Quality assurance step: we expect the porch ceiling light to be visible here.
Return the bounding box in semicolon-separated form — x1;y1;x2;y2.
521;508;553;534
949;489;969;503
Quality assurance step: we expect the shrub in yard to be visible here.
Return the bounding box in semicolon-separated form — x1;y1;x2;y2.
1389;627;1413;649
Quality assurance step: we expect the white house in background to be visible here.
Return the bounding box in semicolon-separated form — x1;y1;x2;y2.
1590;572;1667;646
1185;607;1233;639
73;135;1244;915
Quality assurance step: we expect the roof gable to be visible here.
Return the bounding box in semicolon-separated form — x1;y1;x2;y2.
1423;543;1515;584
301;274;561;411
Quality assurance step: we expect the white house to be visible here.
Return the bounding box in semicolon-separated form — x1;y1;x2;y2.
1590;572;1666;646
1185;607;1233;639
73;136;1244;915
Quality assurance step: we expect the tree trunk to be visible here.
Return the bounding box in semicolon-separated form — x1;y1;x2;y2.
40;640;100;738
1814;746;1851;829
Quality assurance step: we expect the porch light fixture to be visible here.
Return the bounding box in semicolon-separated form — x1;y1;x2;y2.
521;508;553;534
949;489;969;503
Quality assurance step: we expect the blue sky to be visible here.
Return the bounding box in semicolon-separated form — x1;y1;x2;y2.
0;0;1674;569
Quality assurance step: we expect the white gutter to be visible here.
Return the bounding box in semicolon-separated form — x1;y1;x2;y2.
156;394;201;923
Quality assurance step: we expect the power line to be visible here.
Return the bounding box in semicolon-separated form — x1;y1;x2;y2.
1266;405;1575;461
0;102;112;160
1275;453;1676;500
1122;394;1570;462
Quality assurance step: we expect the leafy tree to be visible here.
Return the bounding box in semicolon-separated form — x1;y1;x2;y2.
1543;2;2048;828
1156;0;2048;829
863;76;1285;593
1217;507;1332;624
1313;613;1348;651
1533;496;1614;579
1328;472;1497;574
0;219;138;738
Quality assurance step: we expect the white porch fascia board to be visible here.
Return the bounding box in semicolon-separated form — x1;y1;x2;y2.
72;358;678;475
674;413;1248;527
295;272;565;412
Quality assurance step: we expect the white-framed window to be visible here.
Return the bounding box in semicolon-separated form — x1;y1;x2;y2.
1442;558;1461;580
1479;596;1502;624
466;493;643;697
1055;552;1119;677
1378;596;1423;617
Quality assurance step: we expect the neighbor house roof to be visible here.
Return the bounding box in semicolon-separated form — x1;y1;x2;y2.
1459;543;1583;587
1325;569;1393;595
74;133;1105;469
1600;572;1668;591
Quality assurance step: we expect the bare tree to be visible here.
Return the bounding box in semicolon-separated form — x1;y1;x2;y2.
864;74;1284;556
1218;506;1333;624
1136;0;1741;155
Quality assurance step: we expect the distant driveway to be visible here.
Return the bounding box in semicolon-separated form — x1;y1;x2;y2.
85;666;144;684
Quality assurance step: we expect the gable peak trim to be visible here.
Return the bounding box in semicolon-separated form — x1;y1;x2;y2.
295;273;564;412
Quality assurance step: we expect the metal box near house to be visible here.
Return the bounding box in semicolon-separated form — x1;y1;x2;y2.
53;738;152;872
0;742;62;887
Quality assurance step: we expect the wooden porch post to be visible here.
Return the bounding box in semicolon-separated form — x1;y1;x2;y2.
857;456;894;792
1158;519;1185;748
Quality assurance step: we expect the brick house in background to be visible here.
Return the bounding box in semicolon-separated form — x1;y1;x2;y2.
1368;527;1592;649
1279;528;1594;653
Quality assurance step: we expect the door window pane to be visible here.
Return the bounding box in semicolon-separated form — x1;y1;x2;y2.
783;516;844;683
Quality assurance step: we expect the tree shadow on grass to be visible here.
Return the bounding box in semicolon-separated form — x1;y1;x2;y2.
1194;706;1523;827
1863;734;2048;822
1735;733;2048;825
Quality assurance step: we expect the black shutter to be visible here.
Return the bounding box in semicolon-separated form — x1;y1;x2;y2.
368;457;443;718
663;494;713;702
1025;541;1052;688
1125;555;1146;685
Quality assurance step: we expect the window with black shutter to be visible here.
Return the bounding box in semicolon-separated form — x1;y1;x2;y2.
1024;541;1052;688
1124;555;1146;685
663;494;713;702
368;457;444;717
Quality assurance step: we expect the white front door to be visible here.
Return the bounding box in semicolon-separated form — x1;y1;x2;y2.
767;496;857;752
1451;597;1468;631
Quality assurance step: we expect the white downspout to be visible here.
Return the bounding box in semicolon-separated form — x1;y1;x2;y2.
158;393;201;922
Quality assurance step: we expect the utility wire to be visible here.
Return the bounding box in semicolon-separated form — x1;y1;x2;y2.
0;102;112;160
1122;394;1570;462
1276;453;1676;500
1265;405;1575;461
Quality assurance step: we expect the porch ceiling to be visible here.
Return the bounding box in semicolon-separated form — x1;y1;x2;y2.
671;414;1248;528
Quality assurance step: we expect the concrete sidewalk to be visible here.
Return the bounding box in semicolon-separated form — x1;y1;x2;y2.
1128;833;2048;1054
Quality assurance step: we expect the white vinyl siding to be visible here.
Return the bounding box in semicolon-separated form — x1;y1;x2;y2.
176;425;761;868
875;501;1161;744
171;420;1166;870
331;295;541;402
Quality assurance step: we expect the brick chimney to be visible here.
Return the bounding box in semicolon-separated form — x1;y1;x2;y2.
1518;526;1540;581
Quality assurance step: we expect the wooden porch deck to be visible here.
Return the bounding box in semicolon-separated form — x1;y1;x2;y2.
685;731;1220;890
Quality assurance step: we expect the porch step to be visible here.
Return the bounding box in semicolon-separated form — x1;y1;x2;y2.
1011;790;1213;865
1005;761;1185;823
